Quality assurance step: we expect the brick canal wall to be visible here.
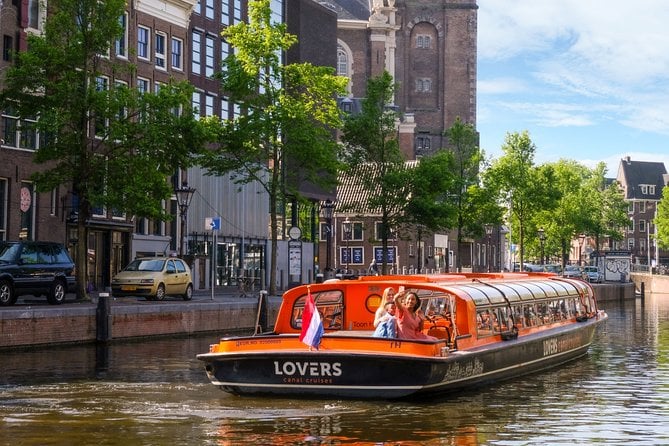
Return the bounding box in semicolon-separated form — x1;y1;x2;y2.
0;297;281;349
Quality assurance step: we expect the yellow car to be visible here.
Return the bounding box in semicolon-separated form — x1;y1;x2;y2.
111;257;193;301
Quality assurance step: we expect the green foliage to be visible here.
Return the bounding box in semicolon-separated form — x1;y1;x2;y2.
444;119;503;271
339;71;404;272
404;151;458;232
196;0;347;293
485;131;559;267
657;186;669;249
0;0;206;298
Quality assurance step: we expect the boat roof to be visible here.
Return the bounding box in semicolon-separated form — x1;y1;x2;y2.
290;272;592;308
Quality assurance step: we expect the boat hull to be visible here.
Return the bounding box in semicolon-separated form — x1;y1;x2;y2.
198;314;606;399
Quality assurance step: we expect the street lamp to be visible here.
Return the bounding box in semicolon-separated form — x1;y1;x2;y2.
174;182;195;257
485;224;493;272
538;227;545;266
321;199;334;278
343;217;352;274
578;233;586;266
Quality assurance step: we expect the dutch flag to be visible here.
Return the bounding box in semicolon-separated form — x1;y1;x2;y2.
299;291;324;350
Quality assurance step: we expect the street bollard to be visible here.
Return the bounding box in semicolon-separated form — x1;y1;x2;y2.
96;292;112;342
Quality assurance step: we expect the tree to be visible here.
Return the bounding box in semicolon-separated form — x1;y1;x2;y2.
657;185;669;249
404;151;458;234
340;71;405;274
485;131;558;269
445;119;502;272
535;160;591;267
198;0;347;295
581;163;629;252
0;0;204;300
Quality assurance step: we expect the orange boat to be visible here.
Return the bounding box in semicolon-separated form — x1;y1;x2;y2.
197;272;607;399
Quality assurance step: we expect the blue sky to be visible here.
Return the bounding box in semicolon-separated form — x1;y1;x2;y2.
477;0;669;178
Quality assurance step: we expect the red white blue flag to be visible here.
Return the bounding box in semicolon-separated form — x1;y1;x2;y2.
299;291;324;350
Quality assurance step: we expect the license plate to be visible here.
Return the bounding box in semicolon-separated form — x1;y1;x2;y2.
122;286;137;291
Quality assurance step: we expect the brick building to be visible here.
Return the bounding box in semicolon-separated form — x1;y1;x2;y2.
1;0;197;290
616;156;668;266
316;0;489;276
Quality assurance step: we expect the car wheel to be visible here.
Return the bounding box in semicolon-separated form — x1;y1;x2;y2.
155;284;166;301
182;284;193;301
0;280;15;306
47;280;67;305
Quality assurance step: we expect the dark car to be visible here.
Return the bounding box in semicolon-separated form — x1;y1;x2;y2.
0;241;77;306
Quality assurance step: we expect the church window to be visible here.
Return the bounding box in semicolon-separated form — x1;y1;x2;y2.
416;35;431;49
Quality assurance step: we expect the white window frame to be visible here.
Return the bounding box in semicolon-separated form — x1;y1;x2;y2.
94;76;110;138
137;77;149;94
171;37;183;71
191;31;202;75
115;13;128;59
155;32;167;69
138;26;150;60
205;34;215;77
192;91;202;119
221;0;230;25
205;94;215;117
206;0;215;19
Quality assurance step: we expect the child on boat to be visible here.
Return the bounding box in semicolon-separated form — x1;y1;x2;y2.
373;287;397;338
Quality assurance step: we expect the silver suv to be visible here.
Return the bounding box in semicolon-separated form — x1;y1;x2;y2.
0;241;76;305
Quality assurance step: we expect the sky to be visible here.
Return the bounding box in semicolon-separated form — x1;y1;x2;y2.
477;0;669;178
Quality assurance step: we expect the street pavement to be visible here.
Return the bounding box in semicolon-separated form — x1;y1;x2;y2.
11;286;282;309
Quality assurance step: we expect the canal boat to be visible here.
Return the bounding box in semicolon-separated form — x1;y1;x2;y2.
197;273;607;399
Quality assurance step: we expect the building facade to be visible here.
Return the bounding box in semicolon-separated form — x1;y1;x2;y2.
1;0;197;291
616;156;668;266
316;0;483;275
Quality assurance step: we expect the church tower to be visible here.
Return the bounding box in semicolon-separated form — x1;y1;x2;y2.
331;0;478;158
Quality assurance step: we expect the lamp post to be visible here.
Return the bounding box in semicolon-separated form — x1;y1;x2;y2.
578;233;586;266
485;224;493;272
321;199;334;278
174;182;195;257
343;217;352;274
538;227;545;266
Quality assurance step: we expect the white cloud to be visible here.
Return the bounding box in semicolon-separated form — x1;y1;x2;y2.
479;0;669;85
477;78;526;95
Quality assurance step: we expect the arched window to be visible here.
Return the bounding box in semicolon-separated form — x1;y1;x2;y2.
337;42;353;93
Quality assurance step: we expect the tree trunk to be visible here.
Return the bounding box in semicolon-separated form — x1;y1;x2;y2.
75;202;91;301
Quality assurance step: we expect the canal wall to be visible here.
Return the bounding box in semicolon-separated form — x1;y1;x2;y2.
0;295;281;349
630;273;669;295
592;282;635;301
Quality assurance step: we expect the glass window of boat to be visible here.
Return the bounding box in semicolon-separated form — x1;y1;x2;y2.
449;284;507;306
476;306;516;336
290;290;343;330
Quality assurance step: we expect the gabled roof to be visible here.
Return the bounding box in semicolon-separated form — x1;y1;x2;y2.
617;157;667;200
317;0;370;21
329;160;418;216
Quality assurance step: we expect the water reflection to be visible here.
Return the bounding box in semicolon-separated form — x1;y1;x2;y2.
1;294;669;445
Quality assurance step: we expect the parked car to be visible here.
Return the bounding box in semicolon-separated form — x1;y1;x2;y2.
563;265;584;279
111;257;193;301
0;241;76;306
583;266;604;283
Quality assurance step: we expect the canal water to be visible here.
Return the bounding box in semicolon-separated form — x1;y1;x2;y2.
1;293;668;445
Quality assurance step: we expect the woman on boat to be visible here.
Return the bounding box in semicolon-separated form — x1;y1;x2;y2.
394;290;437;341
373;287;397;338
